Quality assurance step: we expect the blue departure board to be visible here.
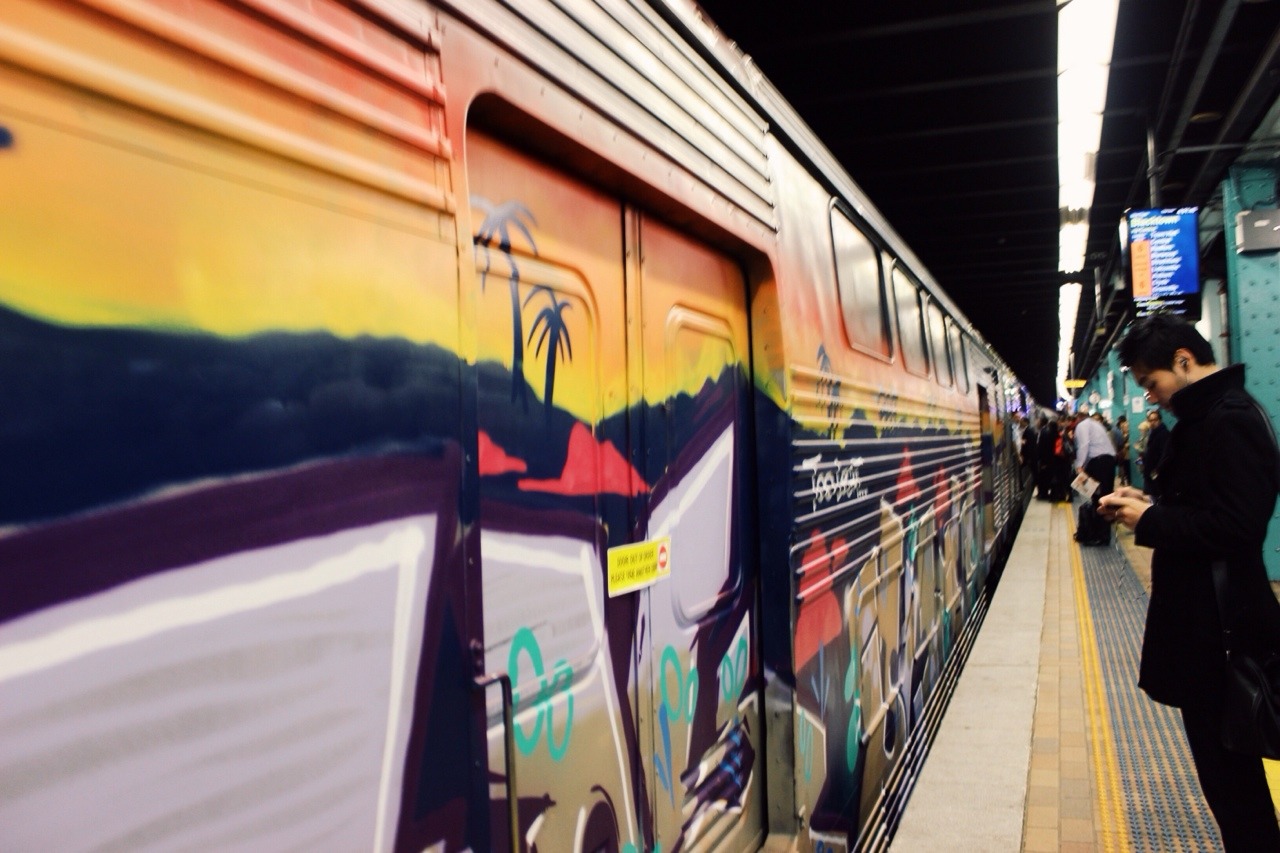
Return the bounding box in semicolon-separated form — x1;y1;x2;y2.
1127;207;1200;318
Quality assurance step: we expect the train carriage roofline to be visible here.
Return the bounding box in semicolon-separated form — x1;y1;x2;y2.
0;0;1036;850
642;0;1013;375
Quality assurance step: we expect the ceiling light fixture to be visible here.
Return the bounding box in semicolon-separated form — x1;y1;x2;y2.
1057;0;1119;275
1057;0;1117;400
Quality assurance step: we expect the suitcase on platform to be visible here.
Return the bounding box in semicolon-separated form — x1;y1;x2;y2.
1076;500;1110;546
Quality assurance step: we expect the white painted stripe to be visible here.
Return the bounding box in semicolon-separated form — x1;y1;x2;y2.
0;526;427;684
651;428;733;536
375;527;432;853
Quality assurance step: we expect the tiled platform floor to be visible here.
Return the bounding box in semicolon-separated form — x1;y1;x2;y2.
1023;504;1097;852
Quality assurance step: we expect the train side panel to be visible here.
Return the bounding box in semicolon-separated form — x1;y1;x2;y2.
0;0;476;848
0;0;1029;851
763;144;1001;850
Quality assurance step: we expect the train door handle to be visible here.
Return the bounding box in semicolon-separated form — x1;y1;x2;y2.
473;670;520;853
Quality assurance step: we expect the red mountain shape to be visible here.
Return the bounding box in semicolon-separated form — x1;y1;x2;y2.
519;422;649;496
895;447;921;504
477;430;527;475
794;529;848;669
932;466;952;518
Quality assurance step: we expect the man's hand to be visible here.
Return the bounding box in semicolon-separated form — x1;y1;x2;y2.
1098;487;1151;530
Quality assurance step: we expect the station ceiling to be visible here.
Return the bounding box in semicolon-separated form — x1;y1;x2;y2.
690;0;1280;405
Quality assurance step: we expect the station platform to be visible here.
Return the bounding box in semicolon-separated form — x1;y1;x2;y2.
890;496;1280;852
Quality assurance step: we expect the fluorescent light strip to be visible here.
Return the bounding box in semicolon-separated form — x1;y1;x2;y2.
1057;0;1119;274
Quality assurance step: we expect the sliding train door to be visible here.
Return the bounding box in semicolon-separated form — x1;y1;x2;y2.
632;214;764;851
466;132;763;851
468;132;636;851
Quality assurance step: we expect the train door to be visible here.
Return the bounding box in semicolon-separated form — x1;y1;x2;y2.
632;214;764;851
465;132;763;851
976;383;996;566
467;132;635;851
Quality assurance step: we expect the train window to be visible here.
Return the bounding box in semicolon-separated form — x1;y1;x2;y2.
891;267;929;376
831;209;891;358
927;301;952;387
949;322;970;392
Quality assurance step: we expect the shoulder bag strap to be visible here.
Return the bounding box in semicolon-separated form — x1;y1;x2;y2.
1211;559;1237;658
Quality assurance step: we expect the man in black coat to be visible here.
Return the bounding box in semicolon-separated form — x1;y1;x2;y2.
1101;314;1280;850
1140;408;1170;497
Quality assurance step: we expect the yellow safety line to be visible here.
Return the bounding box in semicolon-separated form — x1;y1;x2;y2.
1066;506;1133;853
1267;759;1280;812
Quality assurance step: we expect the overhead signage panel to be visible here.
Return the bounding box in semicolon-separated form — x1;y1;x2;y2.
1127;207;1201;318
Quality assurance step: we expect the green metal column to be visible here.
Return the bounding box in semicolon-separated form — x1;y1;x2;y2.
1223;164;1280;579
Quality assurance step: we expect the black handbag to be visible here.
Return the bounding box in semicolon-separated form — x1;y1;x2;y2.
1211;559;1280;759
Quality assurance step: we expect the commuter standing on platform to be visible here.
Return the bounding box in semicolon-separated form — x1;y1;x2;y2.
1100;314;1280;850
1141;408;1170;496
1115;414;1131;486
1019;413;1038;488
1072;409;1116;544
1053;415;1075;502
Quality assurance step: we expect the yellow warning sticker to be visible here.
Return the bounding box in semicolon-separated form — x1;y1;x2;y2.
607;536;671;597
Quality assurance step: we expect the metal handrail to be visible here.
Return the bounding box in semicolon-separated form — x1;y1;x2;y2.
473;670;519;853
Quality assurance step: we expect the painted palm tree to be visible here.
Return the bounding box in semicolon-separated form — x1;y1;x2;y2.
472;195;538;410
524;285;573;426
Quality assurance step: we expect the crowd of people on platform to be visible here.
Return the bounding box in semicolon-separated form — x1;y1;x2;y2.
1014;404;1168;506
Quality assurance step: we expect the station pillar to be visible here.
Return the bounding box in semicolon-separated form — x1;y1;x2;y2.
1222;163;1280;579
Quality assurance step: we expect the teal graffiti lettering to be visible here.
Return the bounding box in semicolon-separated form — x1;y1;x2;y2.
797;712;815;781
654;646;697;804
844;650;862;772
509;626;575;761
660;645;697;724
719;636;749;704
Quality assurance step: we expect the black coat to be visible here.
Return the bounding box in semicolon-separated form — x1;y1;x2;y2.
1134;364;1280;708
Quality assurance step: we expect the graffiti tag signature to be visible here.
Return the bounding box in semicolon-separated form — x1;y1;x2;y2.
801;453;869;513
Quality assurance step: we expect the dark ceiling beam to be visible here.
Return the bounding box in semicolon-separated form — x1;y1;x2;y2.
931;261;1061;274
936;263;1059;274
924;247;1058;260
1111;51;1177;74
864;153;1055;179
941;269;1074;283
1094;144;1149;162
947;285;1068;296
920;222;1059;234
916;222;1054;239
801;68;1055;106
1152;0;1203;137
1164;0;1241;154
1184;25;1280;200
941;249;1058;261
938;267;1062;278
927;236;1058;247
830;116;1056;147
868;183;1060;204
892;205;1058;223
946;290;1065;302
933;266;1056;277
752;1;1054;55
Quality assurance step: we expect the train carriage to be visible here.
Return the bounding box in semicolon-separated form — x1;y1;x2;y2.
0;0;1029;850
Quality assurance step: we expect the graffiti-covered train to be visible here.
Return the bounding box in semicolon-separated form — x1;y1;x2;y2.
0;0;1032;850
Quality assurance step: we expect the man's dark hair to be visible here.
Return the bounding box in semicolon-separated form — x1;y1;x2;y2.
1116;313;1215;370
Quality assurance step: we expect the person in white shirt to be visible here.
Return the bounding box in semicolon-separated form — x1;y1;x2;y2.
1073;411;1116;544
